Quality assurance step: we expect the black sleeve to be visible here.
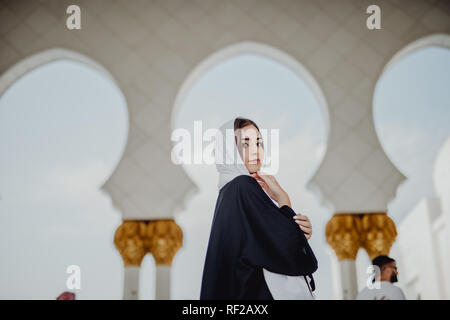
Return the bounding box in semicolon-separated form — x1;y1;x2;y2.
229;175;318;276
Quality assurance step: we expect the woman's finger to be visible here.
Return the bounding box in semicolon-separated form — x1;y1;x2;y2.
251;173;263;183
256;178;272;192
294;216;309;222
300;227;312;238
252;175;263;183
258;180;269;190
300;227;312;239
258;182;267;192
299;224;312;232
296;220;311;228
294;217;311;226
256;173;279;190
254;175;271;190
297;221;312;230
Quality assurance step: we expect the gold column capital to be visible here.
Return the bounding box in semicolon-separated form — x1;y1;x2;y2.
147;220;183;266
114;219;183;267
360;213;397;260
114;221;149;267
325;214;361;260
325;212;397;261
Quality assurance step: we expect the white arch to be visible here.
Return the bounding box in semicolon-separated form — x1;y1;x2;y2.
373;33;450;176
0;47;121;96
170;41;331;213
171;41;330;140
381;33;450;76
371;33;450;221
0;47;129;186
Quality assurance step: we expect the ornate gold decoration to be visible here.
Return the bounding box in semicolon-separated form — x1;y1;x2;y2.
360;214;397;260
325;214;362;260
325;212;397;261
114;219;183;267
114;221;149;266
147;220;183;266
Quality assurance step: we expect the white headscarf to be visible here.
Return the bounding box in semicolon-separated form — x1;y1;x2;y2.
215;118;250;190
214;117;276;208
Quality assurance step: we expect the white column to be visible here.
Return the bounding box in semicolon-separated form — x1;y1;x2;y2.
149;220;183;300
327;247;342;299
114;221;150;300
433;137;450;298
155;265;171;300
326;214;361;300
338;259;358;300
446;206;450;299
445;202;449;296
124;266;140;300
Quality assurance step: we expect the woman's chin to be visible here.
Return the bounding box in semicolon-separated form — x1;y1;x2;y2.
246;163;261;174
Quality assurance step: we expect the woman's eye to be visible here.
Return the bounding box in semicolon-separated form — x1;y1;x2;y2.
242;142;249;147
256;142;262;147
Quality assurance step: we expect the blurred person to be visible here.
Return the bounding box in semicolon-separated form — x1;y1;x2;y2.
56;291;76;300
356;255;406;300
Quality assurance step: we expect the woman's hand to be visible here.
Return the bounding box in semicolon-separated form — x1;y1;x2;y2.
293;214;312;240
250;172;291;208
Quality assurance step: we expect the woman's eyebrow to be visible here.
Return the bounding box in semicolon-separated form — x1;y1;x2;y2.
240;137;262;140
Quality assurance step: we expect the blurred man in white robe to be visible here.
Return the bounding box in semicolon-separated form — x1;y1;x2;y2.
356;255;406;300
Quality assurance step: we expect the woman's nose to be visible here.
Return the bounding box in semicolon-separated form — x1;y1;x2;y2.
249;144;258;155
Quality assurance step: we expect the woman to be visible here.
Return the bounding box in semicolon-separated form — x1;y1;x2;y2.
200;117;318;300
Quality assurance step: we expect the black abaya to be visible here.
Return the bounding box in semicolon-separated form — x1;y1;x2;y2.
200;175;318;300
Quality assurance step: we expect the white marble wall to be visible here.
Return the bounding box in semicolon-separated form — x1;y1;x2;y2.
2;0;449;221
396;197;448;299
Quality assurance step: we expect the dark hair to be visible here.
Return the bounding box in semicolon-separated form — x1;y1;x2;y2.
233;117;263;149
234;117;260;132
372;255;395;270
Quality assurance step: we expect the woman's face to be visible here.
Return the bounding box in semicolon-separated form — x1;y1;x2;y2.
235;124;264;174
